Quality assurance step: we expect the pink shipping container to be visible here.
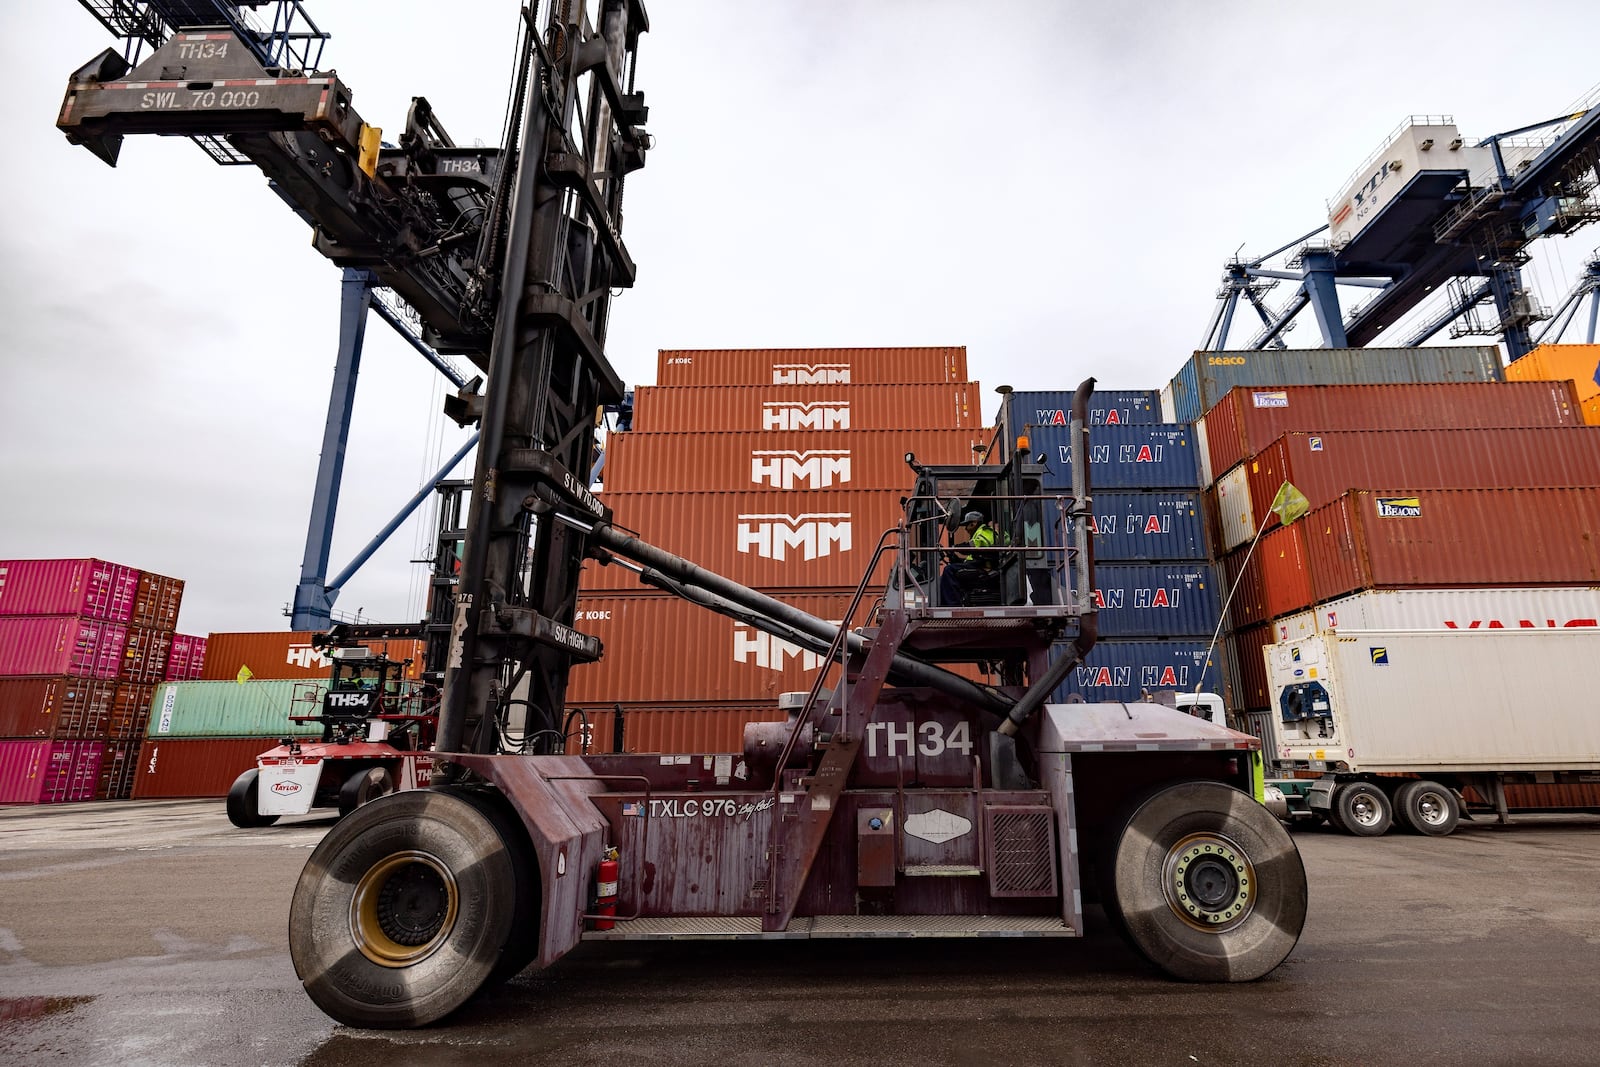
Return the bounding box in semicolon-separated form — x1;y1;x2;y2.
602;429;991;493
165;634;197;680
1201;381;1582;479
0;559;139;623
1243;427;1600;539
131;737;272;799
0;616;128;679
1293;487;1600;604
0;740;104;804
655;346;968;387
0;677;117;739
630;382;984;432
562;704;790;754
583;490;906;593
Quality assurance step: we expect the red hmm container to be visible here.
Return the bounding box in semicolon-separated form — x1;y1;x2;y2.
561;704;790;755
1202;381;1582;479
0;616;128;679
0;559;139;624
131;572;185;632
602;429;991;493
655;346;968;387
1300;487;1600;603
198;634;425;682
566;592;856;704
583;490;906;593
120;626;173;685
630;382;985;433
0;740;104;804
0;677;117;739
130;736;274;799
1243;427;1600;538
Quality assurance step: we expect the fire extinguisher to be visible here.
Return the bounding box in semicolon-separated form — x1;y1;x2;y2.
594;847;620;931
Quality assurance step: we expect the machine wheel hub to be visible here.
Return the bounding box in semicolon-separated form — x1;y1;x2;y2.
350;851;459;966
1163;832;1256;932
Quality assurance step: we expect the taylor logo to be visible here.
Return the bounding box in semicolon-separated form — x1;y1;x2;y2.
750;450;851;489
762;401;849;430
270;781;302;796
736;513;852;561
1252;391;1288;408
1375;496;1421;518
772;363;849;385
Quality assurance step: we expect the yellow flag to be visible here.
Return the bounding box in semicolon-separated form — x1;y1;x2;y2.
236;664;253;685
1270;481;1310;525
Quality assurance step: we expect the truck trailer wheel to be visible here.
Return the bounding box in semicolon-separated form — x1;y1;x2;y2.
1108;779;1306;982
338;766;395;817
289;789;516;1028
1394;780;1459;836
225;769;280;828
1333;781;1392;836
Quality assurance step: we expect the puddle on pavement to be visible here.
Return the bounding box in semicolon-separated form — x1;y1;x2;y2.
0;996;95;1028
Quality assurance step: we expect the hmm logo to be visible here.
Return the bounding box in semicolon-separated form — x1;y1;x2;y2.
270;780;303;796
1375;496;1421;518
762;401;850;430
733;625;825;672
772;363;850;385
751;450;852;489
1208;356;1247;366
736;513;852;561
285;643;334;670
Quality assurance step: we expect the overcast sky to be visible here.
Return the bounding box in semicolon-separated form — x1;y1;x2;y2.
1;1;1596;636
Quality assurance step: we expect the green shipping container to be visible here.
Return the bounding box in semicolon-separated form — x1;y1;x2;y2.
145;680;324;739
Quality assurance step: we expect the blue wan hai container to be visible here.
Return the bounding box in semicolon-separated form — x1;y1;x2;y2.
1049;639;1227;704
1030;423;1199;490
1093;564;1221;638
999;389;1161;429
1045;491;1209;563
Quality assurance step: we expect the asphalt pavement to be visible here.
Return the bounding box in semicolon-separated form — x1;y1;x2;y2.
2;799;1597;1066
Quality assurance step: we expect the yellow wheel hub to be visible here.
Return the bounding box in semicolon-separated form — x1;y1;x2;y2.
349;850;459;967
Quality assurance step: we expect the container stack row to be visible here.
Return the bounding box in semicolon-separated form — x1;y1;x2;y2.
570;347;988;751
0;558;198;803
1161;345;1600;746
125;631;427;799
993;390;1225;704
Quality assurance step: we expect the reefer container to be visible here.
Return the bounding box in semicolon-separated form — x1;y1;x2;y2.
146;680;324;738
1297;487;1600;603
1506;343;1600;402
1166;346;1502;424
582;491;906;592
0;677;116;740
130;571;184;631
1271;586;1600;645
131;736;272;799
561;704;790;755
1265;628;1600;782
0;739;104;804
997;389;1161;430
0;616;128;679
198;633;424;682
0;558;139;623
119;625;173;685
1241;427;1600;542
1049;639;1226;705
601;429;988;493
655;346;967;387
630;382;983;432
566;593;856;704
1032;423;1200;490
1201;381;1581;479
1092;564;1221;637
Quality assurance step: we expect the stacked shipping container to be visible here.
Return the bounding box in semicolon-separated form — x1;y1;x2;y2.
0;558;186;803
574;347;986;752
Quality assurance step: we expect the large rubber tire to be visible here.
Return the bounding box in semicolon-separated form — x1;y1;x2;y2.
337;765;395;817
1394;780;1460;837
454;788;542;983
1107;780;1307;982
1334;781;1392;837
225;769;280;829
289;789;516;1028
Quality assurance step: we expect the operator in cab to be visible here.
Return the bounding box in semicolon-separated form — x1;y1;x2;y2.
939;510;996;605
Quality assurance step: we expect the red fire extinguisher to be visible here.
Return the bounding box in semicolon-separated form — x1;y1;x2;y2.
594;847;620;931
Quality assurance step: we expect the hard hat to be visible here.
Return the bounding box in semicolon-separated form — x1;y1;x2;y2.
962;510;984;525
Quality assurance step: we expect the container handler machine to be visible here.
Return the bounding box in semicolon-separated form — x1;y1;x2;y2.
56;1;1305;1029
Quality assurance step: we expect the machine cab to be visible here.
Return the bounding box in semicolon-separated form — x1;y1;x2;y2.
299;647;437;749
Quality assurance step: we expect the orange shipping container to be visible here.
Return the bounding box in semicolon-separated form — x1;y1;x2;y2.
655;346;968;387
601;429;990;493
584;490;906;593
1506;343;1600;402
130;736;269;798
631;382;984;432
199;632;426;682
1584;394;1600;426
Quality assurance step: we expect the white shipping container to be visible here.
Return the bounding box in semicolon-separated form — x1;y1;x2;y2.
1159;382;1177;424
1264;628;1600;773
1266;586;1600;645
1192;415;1214;489
1214;463;1256;551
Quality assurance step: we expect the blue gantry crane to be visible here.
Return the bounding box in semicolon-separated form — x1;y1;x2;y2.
63;0;497;630
1203;93;1600;359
